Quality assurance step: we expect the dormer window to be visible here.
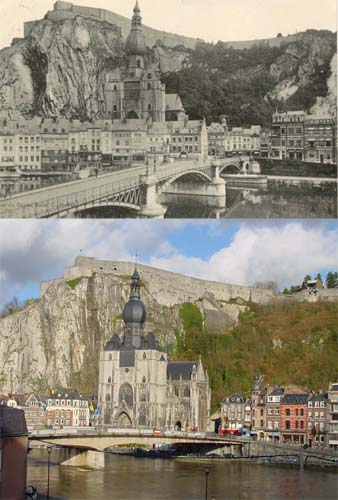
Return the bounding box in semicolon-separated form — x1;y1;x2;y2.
147;73;151;79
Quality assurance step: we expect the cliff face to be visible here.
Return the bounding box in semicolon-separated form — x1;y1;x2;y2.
0;16;124;119
0;10;335;122
0;267;250;395
163;30;337;126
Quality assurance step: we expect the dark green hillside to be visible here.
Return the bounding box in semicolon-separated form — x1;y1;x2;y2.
162;30;336;126
175;301;337;410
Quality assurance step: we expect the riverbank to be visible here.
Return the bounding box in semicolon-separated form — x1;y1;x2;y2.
259;158;337;178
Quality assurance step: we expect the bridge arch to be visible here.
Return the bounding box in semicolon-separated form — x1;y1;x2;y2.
64;201;142;218
159;170;213;193
219;164;240;175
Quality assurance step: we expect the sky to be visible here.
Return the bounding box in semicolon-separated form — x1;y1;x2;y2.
0;219;337;309
0;0;336;50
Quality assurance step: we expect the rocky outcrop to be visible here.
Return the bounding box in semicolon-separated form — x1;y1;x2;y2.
266;32;336;105
0;262;260;395
0;9;335;121
0;16;124;119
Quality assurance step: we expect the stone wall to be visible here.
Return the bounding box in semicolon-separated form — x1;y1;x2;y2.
62;256;275;306
24;1;201;50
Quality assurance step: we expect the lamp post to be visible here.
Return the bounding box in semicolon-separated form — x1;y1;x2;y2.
204;467;209;500
47;445;52;500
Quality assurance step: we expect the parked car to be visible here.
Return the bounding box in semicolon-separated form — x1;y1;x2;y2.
218;428;241;436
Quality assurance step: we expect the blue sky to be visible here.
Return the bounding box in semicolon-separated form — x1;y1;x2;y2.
0;219;337;309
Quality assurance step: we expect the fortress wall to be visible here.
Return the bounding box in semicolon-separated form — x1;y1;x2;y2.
61;256;274;306
24;1;200;50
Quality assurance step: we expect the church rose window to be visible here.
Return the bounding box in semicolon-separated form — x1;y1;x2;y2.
119;383;133;408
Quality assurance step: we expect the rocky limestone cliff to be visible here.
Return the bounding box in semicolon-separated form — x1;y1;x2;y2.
0;9;335;122
0;265;253;395
0;15;125;119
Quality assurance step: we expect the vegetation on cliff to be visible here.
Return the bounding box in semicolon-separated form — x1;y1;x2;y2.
177;301;337;410
162;30;336;126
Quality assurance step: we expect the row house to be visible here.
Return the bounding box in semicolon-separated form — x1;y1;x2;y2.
327;382;338;449
303;115;336;164
307;393;328;447
280;393;308;445
220;380;332;447
207;122;226;156
171;119;208;159
42;389;90;428
270;110;306;160
5;393;45;430
147;121;171;162
220;394;251;430
265;386;284;442
269;110;336;164
224;126;261;155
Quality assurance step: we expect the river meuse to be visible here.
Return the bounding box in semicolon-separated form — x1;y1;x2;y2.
27;449;338;500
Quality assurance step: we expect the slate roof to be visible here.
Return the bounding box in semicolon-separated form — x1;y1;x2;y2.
167;361;197;380
0;406;27;437
268;387;284;396
281;393;308;405
222;393;245;404
308;393;328;403
165;94;185;112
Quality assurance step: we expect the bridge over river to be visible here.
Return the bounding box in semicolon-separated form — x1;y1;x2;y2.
0;157;252;218
29;429;338;469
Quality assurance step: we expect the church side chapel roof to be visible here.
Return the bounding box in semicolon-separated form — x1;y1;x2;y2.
167;361;199;380
165;94;185;112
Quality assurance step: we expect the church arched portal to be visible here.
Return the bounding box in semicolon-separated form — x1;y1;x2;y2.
116;412;132;427
126;110;139;119
175;421;182;431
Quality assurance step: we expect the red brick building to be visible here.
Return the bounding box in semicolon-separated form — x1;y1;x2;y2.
280;393;308;444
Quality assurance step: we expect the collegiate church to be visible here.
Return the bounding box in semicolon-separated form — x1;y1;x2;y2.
98;268;211;431
104;1;186;122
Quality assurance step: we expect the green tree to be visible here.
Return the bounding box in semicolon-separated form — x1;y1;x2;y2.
326;272;338;288
301;275;312;290
316;273;323;288
0;297;21;317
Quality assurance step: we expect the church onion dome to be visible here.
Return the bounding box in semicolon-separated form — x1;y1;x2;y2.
122;268;147;325
125;1;147;56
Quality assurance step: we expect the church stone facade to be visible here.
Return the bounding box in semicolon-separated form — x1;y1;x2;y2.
98;268;210;431
104;2;186;122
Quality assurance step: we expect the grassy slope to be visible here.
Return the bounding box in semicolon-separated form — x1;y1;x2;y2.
177;301;337;410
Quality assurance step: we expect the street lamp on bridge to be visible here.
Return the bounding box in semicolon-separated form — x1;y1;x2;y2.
46;445;52;500
204;467;209;500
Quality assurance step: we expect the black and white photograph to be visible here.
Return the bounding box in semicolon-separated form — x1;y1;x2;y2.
0;0;336;218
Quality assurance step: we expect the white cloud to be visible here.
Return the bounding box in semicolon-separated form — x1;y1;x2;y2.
0;220;337;308
149;222;338;290
0;219;187;306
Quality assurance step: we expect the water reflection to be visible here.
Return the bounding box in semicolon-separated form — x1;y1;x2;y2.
162;181;337;219
27;449;338;500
